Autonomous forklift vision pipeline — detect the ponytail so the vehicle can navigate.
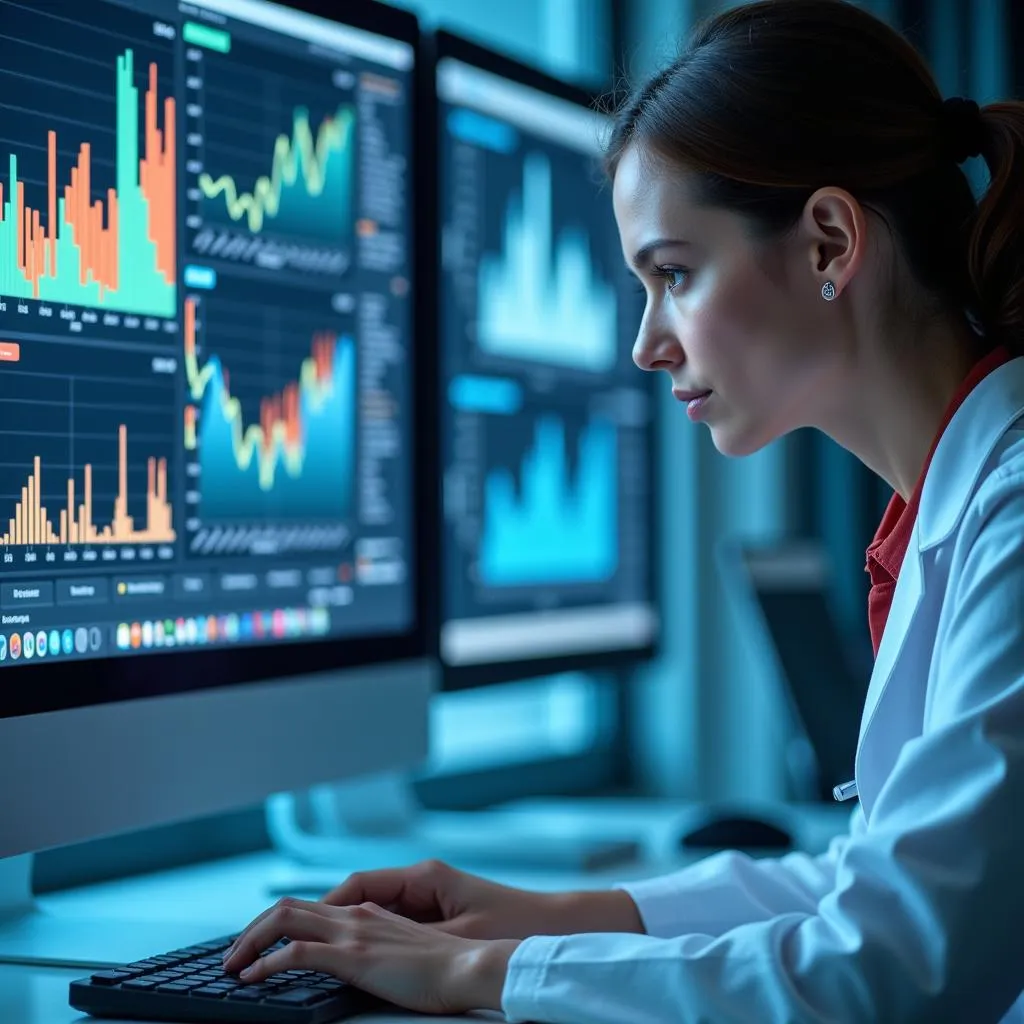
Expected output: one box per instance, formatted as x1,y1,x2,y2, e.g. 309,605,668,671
970,104,1024,348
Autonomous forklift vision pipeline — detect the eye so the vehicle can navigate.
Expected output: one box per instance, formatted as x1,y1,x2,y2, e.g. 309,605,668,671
652,265,690,293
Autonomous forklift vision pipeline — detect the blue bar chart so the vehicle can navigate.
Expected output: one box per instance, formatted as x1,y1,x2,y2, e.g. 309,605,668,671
478,415,618,586
477,152,618,373
440,97,653,652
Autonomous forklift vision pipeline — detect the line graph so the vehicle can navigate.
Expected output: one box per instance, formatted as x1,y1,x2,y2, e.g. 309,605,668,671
0,337,177,569
182,297,356,555
184,36,356,276
199,105,355,237
0,2,176,318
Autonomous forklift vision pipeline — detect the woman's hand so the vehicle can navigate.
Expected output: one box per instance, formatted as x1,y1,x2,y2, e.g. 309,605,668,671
222,896,520,1015
316,857,644,940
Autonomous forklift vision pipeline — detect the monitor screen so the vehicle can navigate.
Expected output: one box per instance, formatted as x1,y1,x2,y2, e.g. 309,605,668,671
0,0,420,708
434,41,659,680
730,543,871,800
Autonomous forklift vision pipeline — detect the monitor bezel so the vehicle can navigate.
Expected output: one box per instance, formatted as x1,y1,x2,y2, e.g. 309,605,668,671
0,0,436,722
422,28,661,692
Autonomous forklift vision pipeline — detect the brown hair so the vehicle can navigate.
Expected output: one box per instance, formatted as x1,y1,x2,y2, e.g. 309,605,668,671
606,0,1024,348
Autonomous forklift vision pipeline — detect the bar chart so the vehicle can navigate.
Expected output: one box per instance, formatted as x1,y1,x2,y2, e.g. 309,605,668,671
0,337,178,568
0,1,176,320
2,426,173,547
476,152,618,372
477,414,618,586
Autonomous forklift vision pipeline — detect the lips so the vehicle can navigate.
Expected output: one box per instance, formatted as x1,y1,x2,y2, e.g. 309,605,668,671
672,388,713,403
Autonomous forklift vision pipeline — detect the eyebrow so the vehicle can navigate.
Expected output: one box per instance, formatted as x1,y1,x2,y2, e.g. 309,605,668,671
631,238,690,270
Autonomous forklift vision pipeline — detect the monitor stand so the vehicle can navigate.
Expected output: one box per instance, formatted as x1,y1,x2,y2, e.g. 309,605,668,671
0,854,217,969
264,772,642,895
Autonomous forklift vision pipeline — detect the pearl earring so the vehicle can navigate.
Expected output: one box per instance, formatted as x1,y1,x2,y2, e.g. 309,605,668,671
821,280,837,301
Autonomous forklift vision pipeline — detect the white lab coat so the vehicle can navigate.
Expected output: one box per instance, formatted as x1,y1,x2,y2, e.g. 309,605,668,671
501,356,1024,1024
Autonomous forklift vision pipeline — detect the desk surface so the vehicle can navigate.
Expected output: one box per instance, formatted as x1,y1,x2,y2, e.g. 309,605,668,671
0,848,642,1024
0,798,850,1023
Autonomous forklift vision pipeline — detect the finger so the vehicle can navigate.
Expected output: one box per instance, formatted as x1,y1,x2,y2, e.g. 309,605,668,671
223,898,337,963
320,867,411,908
222,904,279,964
429,916,472,937
224,902,336,973
237,935,353,987
321,861,452,920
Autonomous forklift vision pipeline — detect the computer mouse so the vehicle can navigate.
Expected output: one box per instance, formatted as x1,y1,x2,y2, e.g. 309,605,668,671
680,814,793,851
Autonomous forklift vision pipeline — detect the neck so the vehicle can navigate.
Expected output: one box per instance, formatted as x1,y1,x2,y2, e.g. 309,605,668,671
816,319,990,502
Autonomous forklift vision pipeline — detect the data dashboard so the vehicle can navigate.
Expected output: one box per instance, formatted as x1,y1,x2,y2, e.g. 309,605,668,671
0,0,415,667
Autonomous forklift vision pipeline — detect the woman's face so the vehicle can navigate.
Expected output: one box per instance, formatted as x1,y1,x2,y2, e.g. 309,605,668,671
612,145,848,456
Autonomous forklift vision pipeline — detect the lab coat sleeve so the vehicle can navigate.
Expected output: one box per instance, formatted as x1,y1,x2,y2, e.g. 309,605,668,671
501,477,1024,1024
612,810,861,938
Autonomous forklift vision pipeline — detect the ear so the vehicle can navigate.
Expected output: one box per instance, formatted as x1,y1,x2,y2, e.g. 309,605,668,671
800,187,866,298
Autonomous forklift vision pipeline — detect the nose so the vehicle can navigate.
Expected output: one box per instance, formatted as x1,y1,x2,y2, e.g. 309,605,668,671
632,313,684,373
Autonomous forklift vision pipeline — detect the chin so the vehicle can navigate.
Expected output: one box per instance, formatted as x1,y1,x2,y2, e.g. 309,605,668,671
708,421,778,458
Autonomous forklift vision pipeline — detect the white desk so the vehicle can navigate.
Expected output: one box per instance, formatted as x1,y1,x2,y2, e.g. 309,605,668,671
0,799,850,1023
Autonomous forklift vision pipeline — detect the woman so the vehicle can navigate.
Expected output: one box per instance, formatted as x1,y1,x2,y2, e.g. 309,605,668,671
224,0,1024,1019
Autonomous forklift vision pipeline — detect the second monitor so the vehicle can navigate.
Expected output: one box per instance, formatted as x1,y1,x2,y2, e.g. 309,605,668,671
431,32,660,688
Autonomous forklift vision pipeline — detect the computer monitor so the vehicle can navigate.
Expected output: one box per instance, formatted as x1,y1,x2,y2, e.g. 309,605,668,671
427,30,660,689
717,539,872,803
0,0,433,966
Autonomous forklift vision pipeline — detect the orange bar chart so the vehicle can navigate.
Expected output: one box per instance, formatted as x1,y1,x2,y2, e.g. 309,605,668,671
0,49,175,316
2,424,174,546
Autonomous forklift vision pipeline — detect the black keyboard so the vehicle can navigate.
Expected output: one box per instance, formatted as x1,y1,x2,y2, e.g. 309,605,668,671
69,933,391,1022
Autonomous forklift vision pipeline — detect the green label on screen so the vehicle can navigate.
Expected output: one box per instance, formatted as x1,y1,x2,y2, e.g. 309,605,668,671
183,22,231,53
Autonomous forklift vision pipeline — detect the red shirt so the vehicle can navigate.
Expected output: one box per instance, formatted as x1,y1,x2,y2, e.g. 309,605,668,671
865,344,1015,658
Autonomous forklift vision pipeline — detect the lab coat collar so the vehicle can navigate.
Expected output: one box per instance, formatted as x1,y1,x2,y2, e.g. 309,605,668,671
856,355,1024,817
917,356,1024,551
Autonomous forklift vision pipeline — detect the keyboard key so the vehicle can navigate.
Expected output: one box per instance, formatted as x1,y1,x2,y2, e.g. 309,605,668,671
155,982,193,994
266,987,333,1006
191,986,230,998
228,988,266,1001
119,979,159,991
89,971,134,985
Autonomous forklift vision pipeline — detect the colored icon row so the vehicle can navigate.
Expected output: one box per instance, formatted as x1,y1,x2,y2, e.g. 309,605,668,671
0,608,332,664
0,626,102,663
115,607,331,651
